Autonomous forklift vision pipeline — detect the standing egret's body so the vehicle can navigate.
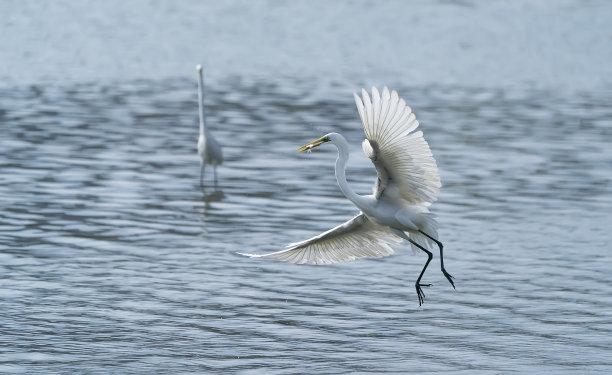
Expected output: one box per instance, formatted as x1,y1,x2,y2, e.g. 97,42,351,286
241,87,454,305
196,65,223,187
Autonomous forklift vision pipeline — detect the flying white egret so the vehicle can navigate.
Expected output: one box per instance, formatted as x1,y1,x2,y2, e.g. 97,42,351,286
241,87,454,305
196,65,223,187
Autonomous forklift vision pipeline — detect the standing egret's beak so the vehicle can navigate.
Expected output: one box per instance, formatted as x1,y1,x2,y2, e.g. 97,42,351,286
298,137,327,152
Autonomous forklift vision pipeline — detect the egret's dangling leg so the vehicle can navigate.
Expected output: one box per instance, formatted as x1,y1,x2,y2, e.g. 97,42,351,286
419,230,455,289
392,228,432,306
410,240,433,306
200,164,206,187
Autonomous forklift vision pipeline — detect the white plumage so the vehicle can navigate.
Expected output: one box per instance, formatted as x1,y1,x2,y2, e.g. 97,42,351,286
355,87,440,203
196,65,223,187
245,214,401,265
241,87,454,305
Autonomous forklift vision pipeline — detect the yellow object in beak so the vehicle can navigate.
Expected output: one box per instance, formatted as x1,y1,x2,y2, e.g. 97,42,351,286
298,137,326,152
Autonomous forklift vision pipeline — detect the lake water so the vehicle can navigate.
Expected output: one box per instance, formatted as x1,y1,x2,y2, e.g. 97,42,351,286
1,1,611,374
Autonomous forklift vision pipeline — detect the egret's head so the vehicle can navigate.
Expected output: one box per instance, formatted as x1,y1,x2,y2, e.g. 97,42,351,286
298,134,332,152
196,65,202,72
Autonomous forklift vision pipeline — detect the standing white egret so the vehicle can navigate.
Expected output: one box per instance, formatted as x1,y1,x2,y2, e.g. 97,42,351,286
196,65,223,187
241,87,454,305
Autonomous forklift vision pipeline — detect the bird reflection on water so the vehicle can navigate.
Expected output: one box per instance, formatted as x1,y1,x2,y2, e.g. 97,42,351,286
201,188,225,208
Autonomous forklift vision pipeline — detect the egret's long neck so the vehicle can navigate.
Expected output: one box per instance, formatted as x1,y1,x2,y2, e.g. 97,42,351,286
197,70,207,138
332,136,370,210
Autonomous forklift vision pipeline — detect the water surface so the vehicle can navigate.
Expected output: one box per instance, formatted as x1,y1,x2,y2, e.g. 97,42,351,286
1,0,612,373
1,79,611,373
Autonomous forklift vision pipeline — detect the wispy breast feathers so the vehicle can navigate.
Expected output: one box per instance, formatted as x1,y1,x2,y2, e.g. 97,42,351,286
354,87,441,204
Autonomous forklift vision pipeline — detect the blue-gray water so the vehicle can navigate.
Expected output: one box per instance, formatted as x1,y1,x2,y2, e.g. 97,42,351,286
1,1,612,374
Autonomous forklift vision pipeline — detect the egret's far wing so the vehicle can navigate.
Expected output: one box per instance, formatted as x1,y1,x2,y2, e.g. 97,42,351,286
239,214,402,265
354,87,441,203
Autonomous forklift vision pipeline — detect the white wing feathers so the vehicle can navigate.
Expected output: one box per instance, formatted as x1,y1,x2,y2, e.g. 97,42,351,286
354,87,441,204
239,214,402,265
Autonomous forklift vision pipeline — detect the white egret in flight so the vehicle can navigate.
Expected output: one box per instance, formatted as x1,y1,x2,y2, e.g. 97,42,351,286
241,87,454,305
196,65,223,187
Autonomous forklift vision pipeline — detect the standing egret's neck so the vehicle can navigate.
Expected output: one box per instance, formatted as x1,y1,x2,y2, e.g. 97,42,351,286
329,133,370,210
197,69,208,138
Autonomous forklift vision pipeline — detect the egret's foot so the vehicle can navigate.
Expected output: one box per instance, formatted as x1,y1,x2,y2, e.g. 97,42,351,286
442,269,455,289
415,283,432,306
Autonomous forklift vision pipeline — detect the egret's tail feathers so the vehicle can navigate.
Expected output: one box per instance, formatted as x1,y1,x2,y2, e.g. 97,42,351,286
409,214,439,254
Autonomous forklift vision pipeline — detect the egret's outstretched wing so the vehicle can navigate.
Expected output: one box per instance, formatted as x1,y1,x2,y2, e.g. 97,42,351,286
355,87,441,203
239,214,402,265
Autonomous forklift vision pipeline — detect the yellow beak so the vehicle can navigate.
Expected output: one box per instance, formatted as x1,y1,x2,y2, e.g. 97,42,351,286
298,137,325,152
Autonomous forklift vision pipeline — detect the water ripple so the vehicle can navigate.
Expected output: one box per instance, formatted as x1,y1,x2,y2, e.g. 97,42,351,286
1,79,611,373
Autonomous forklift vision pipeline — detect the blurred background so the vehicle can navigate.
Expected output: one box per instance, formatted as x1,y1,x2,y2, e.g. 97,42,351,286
1,0,611,373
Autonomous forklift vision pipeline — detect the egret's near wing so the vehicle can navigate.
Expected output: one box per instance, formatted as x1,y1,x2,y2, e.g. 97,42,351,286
354,87,441,203
239,214,402,265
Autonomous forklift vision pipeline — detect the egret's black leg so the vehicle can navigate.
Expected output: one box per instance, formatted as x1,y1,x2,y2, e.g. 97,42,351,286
213,165,218,188
200,165,205,187
419,230,455,289
408,239,433,306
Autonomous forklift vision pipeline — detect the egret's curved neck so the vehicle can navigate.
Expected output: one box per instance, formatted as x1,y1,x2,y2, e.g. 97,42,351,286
331,135,370,210
197,70,208,137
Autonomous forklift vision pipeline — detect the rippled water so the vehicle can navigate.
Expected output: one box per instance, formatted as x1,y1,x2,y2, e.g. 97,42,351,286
1,78,611,373
2,0,612,373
